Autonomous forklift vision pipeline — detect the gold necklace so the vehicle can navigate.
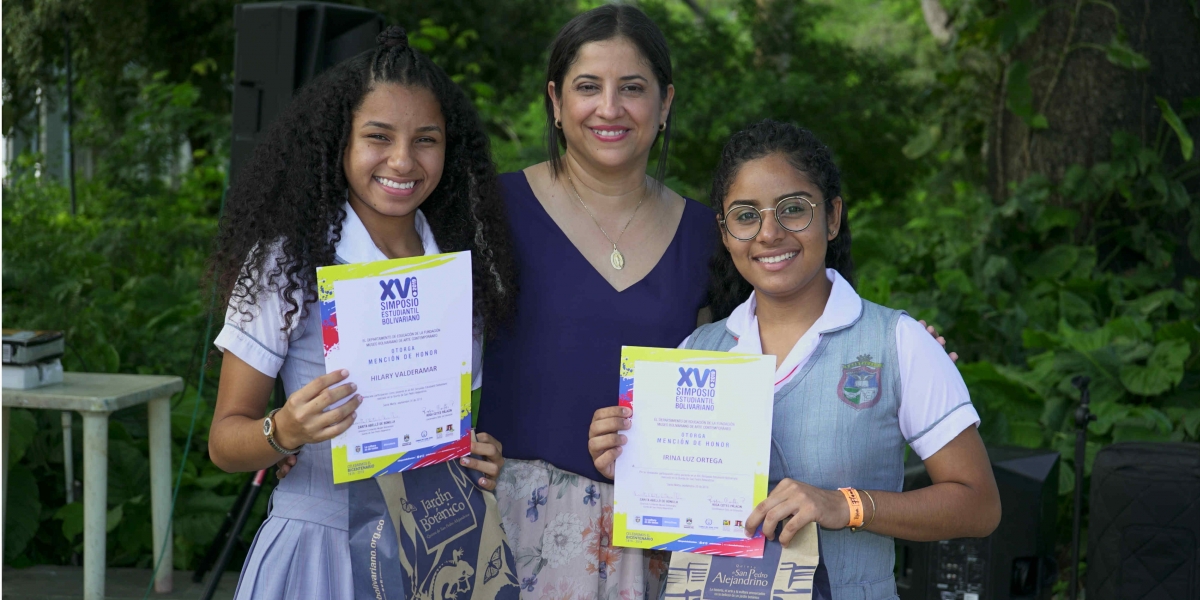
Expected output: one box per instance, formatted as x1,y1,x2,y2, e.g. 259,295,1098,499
565,168,647,270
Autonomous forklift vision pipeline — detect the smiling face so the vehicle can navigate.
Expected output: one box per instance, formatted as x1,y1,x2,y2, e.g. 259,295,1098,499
343,83,446,219
549,37,674,172
720,153,842,301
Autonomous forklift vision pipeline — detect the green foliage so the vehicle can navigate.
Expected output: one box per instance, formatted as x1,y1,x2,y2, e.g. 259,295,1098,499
3,0,1196,584
1,75,260,569
855,141,1199,584
858,123,1200,454
2,0,235,142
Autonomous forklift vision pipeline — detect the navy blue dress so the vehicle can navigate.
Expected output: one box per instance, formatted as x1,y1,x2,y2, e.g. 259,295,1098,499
479,170,717,482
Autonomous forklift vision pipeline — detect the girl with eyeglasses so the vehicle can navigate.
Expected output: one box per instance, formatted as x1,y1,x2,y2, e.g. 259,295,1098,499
588,120,1000,600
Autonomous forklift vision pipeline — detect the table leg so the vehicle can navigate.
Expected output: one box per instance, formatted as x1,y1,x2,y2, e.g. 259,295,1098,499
82,411,109,600
148,396,174,593
3,406,10,538
63,411,75,504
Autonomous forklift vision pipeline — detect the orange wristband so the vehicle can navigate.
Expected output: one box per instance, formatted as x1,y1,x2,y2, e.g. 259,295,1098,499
839,487,865,528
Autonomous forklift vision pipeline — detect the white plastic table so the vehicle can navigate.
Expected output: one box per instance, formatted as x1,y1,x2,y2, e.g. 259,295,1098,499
2,372,183,600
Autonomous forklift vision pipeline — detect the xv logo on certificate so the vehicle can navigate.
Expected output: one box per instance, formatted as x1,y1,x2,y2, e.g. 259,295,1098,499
612,346,775,557
317,251,474,484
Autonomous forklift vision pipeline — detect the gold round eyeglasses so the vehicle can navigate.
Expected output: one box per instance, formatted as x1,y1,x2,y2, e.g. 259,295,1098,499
719,196,818,241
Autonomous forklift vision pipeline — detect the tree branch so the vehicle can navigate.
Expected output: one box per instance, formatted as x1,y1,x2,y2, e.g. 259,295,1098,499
922,0,954,45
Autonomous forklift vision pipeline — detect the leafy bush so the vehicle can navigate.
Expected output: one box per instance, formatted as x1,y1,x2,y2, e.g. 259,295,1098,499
2,75,268,570
856,89,1200,568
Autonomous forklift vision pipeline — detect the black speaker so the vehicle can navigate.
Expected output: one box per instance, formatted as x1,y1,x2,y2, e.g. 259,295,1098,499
896,447,1060,600
230,1,384,178
1085,442,1200,600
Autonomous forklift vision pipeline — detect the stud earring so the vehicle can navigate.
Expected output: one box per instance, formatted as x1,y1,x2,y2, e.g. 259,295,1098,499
659,122,666,132
555,119,562,129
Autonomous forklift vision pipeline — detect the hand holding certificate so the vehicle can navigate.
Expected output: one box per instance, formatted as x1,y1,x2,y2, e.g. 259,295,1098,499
610,346,776,557
316,251,474,484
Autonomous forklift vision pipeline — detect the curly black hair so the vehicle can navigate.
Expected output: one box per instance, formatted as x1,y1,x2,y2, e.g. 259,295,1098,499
210,26,516,339
707,119,855,320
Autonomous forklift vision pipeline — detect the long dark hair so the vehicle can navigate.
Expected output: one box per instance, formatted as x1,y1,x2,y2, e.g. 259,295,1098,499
707,120,855,320
211,26,516,339
543,4,674,184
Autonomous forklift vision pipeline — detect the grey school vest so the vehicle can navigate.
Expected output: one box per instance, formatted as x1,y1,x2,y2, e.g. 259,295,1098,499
687,300,905,600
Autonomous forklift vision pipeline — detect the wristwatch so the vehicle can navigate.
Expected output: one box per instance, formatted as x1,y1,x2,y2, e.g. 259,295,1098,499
264,408,301,455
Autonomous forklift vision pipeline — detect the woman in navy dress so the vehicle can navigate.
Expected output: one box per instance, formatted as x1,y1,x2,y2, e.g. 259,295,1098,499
478,6,713,600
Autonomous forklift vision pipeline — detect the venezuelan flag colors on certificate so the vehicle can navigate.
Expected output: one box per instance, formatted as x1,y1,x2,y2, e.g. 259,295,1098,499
317,251,473,484
612,346,775,557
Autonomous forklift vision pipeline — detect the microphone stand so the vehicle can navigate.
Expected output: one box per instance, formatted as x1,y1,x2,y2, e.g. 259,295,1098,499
1069,375,1095,600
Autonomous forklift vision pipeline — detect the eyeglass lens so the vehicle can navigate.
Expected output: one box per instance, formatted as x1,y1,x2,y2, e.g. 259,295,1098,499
724,198,814,240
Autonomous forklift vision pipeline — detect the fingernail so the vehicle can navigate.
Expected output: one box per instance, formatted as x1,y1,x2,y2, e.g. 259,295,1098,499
614,447,622,455
461,457,471,466
479,478,488,486
350,383,358,390
622,407,631,417
624,418,631,427
340,369,349,376
618,434,627,445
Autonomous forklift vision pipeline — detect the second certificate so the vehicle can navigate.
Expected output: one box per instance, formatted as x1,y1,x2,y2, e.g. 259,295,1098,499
613,346,775,557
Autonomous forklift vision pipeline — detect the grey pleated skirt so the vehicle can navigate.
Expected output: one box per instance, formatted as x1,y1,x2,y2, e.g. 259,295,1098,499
234,440,354,599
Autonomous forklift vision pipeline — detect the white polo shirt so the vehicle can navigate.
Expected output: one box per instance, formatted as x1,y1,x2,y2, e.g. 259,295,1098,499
682,269,978,460
214,202,484,391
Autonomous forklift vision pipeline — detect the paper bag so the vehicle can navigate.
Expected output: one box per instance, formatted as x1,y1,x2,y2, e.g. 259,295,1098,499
350,461,521,600
664,522,823,600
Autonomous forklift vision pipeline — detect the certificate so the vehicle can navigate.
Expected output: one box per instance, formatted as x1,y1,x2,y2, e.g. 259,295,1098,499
612,346,775,557
317,251,473,484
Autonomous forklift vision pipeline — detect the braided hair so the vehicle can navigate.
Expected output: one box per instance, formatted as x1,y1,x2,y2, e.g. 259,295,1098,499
211,26,516,339
707,120,854,320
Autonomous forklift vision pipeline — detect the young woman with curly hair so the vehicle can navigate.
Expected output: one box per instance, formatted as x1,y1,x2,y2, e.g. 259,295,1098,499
207,26,515,599
589,120,1000,600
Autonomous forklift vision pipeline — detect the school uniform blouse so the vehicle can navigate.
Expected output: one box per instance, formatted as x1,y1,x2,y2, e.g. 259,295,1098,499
680,268,978,460
682,269,980,600
212,203,482,598
479,171,717,482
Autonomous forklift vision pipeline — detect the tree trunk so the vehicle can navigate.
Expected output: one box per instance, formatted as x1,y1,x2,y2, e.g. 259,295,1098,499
989,0,1200,197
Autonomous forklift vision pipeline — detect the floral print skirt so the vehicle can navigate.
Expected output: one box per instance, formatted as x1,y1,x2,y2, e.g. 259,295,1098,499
496,459,668,600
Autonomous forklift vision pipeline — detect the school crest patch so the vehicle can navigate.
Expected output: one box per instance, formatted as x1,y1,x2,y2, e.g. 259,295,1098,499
838,354,883,409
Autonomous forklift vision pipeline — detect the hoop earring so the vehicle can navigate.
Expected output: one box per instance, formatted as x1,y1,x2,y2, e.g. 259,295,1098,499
555,119,562,129
659,122,666,132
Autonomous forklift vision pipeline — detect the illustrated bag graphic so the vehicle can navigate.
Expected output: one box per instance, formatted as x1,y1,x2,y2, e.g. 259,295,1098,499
664,522,824,600
349,461,520,600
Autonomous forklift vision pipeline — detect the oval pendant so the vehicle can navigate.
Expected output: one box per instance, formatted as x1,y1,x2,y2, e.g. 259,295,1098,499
610,248,625,270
